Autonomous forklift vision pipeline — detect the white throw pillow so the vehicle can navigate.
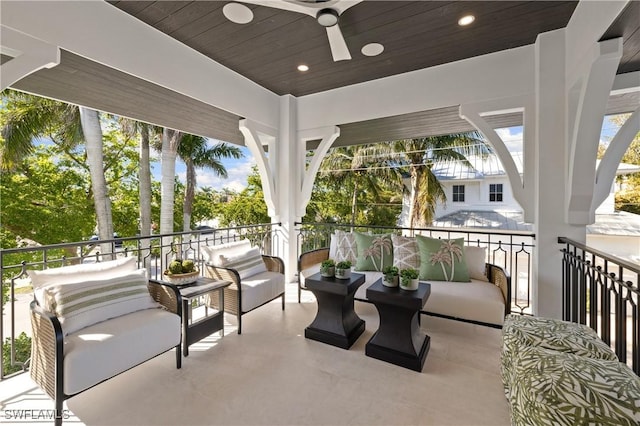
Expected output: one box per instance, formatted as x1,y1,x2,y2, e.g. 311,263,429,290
202,239,252,265
43,268,159,336
464,246,488,282
29,257,138,304
218,247,267,279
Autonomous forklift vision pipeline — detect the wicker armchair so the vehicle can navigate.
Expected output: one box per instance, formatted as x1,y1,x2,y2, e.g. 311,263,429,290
204,255,285,334
29,280,181,426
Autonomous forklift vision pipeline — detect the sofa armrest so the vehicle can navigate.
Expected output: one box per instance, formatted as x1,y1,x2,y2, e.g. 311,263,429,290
298,248,330,273
486,263,511,316
148,280,182,317
204,264,241,289
29,300,63,401
262,255,285,274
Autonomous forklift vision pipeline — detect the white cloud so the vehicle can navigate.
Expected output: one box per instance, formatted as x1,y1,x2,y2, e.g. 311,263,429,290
495,127,524,154
197,159,254,192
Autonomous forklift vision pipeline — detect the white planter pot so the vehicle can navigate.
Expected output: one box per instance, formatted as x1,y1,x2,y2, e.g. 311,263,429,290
320,266,335,278
400,277,419,291
383,275,399,287
335,268,351,280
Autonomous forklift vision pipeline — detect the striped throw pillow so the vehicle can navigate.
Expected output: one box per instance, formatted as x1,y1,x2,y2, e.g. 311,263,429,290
219,247,267,279
44,269,160,335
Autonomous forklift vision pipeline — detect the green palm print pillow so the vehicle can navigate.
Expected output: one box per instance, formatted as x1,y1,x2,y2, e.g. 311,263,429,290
354,232,393,272
416,236,470,282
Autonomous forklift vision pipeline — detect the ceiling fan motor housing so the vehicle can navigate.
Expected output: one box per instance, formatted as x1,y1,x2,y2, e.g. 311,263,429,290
317,8,339,27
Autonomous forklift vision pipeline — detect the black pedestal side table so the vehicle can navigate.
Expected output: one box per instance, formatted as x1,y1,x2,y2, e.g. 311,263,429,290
176,277,230,357
365,279,431,371
304,272,366,349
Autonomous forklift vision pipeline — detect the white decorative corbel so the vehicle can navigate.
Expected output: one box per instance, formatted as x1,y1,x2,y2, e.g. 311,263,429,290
296,126,341,218
459,97,534,217
1,26,60,91
239,118,278,217
592,105,640,212
566,37,623,224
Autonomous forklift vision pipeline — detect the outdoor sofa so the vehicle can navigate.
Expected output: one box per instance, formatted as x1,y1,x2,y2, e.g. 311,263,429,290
298,230,511,328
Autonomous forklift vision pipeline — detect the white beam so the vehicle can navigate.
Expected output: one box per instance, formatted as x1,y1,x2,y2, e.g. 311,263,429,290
565,0,629,80
1,0,279,128
298,45,535,130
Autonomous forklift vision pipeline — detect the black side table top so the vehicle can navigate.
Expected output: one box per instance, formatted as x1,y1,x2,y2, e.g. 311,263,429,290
306,272,365,296
366,279,431,309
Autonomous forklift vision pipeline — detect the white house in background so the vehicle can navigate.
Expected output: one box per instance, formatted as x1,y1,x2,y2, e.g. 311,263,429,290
427,151,640,264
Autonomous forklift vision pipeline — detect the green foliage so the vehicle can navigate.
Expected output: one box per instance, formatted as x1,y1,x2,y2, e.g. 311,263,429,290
182,259,195,273
168,260,183,274
0,145,95,244
616,190,640,215
2,332,31,376
216,167,270,226
400,268,419,279
336,260,351,269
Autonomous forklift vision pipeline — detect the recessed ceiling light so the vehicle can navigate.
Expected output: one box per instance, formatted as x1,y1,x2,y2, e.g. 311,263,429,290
361,43,384,57
223,2,254,24
458,15,475,26
297,64,309,72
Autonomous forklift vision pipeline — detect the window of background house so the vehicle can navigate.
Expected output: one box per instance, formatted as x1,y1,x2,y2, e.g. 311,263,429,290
452,185,465,202
489,183,503,202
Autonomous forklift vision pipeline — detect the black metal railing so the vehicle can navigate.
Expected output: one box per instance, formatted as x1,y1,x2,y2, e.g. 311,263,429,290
559,237,640,375
0,223,282,379
295,222,535,314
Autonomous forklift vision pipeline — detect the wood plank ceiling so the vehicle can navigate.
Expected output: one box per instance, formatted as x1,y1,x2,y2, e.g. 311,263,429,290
6,1,639,145
109,1,582,97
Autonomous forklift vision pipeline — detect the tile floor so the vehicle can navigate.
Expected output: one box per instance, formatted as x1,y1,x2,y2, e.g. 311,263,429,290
0,285,511,425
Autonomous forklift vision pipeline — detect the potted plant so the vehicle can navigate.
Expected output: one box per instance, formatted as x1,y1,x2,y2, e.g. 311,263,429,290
400,268,419,291
382,265,399,287
335,260,352,280
320,259,336,278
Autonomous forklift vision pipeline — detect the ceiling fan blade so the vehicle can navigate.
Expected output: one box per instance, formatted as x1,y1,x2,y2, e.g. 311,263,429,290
326,24,351,61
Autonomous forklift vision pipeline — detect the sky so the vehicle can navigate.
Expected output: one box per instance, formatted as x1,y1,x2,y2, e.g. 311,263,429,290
161,144,255,193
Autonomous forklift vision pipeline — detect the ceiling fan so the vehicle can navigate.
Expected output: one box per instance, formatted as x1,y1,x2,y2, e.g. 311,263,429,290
226,0,363,62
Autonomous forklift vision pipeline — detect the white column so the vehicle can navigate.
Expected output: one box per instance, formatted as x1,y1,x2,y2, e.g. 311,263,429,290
533,29,585,319
275,95,299,283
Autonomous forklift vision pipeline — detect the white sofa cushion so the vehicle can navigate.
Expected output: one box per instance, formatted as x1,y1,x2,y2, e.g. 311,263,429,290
354,274,505,326
29,257,138,302
63,308,180,395
240,271,285,312
202,239,252,265
44,269,160,335
219,247,267,279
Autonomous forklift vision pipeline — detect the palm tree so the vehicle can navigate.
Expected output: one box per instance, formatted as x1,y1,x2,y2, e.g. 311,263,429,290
1,91,114,253
393,133,485,227
159,128,182,237
119,119,160,238
177,134,242,231
320,144,402,226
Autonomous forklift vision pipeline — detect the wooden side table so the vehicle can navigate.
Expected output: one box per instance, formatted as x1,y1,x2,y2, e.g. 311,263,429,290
304,272,366,349
153,277,231,357
365,279,431,371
